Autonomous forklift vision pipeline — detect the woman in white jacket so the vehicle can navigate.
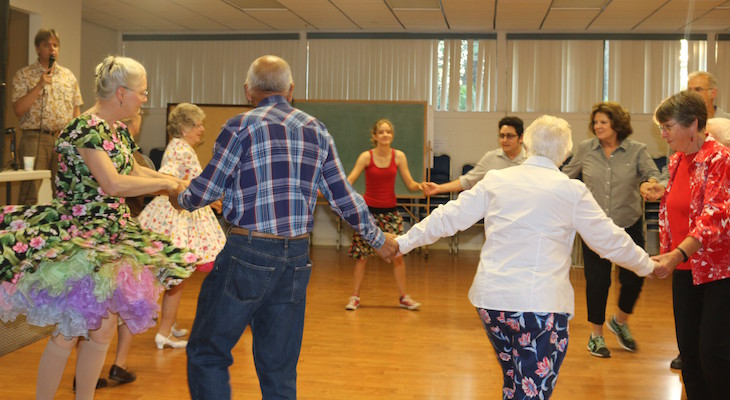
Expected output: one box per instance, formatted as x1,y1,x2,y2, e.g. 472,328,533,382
394,115,668,400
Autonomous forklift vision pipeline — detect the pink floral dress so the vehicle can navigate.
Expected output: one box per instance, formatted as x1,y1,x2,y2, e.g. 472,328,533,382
137,138,225,268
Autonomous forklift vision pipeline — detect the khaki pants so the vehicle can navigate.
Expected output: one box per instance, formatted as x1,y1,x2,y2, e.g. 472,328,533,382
17,130,57,205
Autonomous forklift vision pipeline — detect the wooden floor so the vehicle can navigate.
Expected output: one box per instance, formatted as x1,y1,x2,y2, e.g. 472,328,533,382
0,247,686,399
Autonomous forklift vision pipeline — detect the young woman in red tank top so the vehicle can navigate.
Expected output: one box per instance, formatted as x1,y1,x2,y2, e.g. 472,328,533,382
345,119,424,310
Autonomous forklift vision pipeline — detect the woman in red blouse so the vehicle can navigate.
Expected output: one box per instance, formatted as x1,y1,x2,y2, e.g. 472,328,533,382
652,90,730,400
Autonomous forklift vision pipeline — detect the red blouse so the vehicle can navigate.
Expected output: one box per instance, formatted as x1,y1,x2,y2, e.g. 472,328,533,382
665,152,695,271
659,136,730,284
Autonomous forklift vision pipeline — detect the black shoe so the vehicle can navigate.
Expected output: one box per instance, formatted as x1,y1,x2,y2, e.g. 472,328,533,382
109,364,137,384
670,354,682,370
72,377,108,392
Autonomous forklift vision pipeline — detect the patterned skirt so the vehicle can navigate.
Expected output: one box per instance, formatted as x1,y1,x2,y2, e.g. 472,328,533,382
0,202,198,338
348,208,404,260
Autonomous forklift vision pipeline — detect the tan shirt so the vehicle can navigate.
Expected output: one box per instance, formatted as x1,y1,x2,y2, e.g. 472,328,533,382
12,61,83,131
459,147,527,190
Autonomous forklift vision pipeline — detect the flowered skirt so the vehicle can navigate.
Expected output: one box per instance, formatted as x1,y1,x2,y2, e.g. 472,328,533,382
0,202,198,338
348,208,404,260
137,195,226,267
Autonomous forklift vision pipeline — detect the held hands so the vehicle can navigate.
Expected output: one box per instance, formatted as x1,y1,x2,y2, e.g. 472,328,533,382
210,199,223,213
422,182,441,196
167,182,186,210
650,251,681,279
640,181,666,202
375,232,400,263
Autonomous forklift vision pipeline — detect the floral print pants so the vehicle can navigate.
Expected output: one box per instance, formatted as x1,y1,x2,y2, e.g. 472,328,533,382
477,309,570,399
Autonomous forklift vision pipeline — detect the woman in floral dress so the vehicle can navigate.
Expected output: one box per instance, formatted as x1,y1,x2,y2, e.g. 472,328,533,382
138,102,226,349
0,56,197,399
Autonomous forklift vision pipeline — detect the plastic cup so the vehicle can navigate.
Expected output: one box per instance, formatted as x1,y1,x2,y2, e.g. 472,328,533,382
23,156,35,171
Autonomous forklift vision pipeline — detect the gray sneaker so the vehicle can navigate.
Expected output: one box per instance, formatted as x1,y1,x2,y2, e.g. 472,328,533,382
608,315,637,352
587,334,611,358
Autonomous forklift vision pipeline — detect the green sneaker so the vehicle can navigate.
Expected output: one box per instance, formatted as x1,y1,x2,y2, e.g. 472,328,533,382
587,334,611,358
608,315,637,352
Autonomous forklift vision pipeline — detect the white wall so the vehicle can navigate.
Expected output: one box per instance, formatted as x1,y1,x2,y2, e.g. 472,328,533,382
79,21,122,112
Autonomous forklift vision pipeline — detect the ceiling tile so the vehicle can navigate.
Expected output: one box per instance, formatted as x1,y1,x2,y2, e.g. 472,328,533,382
441,0,495,31
396,10,448,31
277,0,359,31
331,0,403,30
541,9,599,31
496,0,551,32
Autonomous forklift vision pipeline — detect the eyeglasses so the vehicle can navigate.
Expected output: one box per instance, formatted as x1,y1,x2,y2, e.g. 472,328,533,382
498,133,519,140
657,122,679,132
123,86,149,97
689,86,712,93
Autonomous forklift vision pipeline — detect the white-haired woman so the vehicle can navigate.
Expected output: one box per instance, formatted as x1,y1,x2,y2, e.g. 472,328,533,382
138,103,226,349
394,115,664,399
0,55,197,399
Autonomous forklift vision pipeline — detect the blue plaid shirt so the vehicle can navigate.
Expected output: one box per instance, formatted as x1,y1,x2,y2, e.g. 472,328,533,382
178,95,385,248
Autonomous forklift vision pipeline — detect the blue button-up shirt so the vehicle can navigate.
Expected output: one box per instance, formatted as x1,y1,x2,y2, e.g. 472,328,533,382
178,95,385,248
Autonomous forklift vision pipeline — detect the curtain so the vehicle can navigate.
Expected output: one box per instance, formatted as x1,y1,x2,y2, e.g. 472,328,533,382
123,40,302,108
716,40,730,113
307,39,435,102
607,40,706,114
507,40,603,113
307,38,496,111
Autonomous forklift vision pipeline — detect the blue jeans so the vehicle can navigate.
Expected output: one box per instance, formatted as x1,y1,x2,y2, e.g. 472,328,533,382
187,233,312,400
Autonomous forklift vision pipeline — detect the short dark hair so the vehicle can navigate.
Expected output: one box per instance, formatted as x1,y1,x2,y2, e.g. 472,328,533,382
34,28,59,47
499,116,524,137
654,90,707,132
589,102,633,141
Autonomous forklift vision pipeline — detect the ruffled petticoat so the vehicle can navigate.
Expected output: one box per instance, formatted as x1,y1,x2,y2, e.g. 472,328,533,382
0,203,198,339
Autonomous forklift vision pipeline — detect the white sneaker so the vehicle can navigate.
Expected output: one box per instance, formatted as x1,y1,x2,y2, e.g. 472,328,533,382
345,296,360,310
399,295,421,310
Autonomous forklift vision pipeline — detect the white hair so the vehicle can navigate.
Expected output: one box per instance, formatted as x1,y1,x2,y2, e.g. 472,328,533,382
707,118,730,147
94,56,146,100
523,115,573,166
245,55,292,93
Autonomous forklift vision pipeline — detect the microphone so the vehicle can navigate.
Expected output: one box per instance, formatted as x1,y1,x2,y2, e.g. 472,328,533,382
48,55,55,74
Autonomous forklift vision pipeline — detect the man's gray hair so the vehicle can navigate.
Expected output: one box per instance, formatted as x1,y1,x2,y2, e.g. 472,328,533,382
245,55,292,93
688,71,718,89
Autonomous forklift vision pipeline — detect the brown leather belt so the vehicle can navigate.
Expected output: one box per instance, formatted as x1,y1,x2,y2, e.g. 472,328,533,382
229,227,309,240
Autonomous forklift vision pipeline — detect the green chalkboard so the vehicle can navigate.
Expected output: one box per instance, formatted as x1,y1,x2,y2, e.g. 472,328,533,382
293,100,427,198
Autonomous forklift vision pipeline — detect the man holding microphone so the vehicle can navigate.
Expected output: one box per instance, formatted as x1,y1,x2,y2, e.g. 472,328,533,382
11,28,82,204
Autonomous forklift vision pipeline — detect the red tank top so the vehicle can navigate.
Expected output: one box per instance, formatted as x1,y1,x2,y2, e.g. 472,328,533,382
363,149,398,208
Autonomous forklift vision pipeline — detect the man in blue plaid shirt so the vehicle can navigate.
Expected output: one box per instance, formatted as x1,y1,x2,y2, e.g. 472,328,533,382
173,55,398,400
